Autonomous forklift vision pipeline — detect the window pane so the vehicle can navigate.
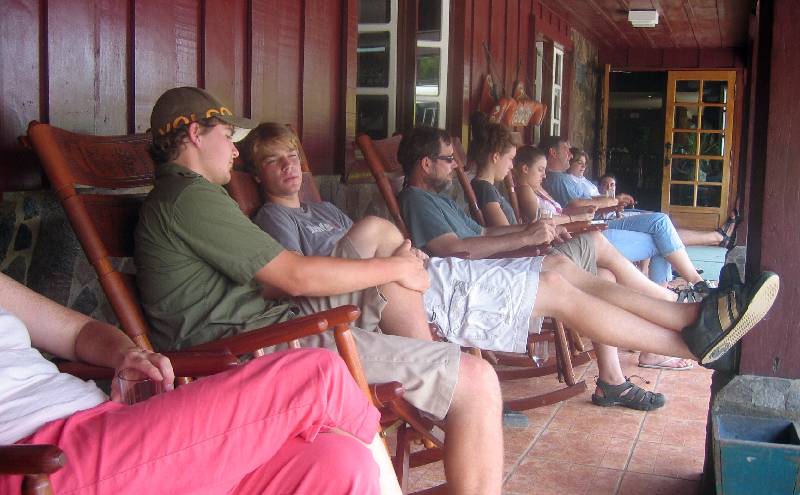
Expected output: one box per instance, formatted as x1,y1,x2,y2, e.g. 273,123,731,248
671,158,696,181
670,184,694,206
554,53,562,86
672,132,697,155
697,185,722,207
674,106,698,130
415,101,439,127
700,133,724,156
358,32,390,87
416,47,440,96
417,0,441,41
703,81,728,103
675,80,700,103
356,95,389,139
359,0,390,23
699,159,723,183
701,107,727,130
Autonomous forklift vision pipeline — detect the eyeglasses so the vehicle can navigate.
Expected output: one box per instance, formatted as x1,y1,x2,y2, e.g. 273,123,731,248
434,154,456,163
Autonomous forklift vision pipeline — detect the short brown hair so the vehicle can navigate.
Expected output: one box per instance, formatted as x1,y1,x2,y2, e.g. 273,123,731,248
148,116,223,165
397,127,452,182
237,123,300,174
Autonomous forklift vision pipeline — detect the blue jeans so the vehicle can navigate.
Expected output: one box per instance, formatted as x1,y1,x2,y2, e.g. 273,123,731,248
602,213,685,283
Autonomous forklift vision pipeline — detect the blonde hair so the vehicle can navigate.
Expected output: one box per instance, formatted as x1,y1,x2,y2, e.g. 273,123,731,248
237,123,300,174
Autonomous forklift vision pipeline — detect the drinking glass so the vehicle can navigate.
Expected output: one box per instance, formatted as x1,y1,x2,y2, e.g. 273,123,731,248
531,341,550,367
117,368,164,405
538,209,554,221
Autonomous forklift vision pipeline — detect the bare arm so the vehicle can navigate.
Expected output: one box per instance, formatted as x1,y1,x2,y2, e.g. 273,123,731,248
425,223,556,259
0,274,174,395
255,240,429,296
482,202,511,228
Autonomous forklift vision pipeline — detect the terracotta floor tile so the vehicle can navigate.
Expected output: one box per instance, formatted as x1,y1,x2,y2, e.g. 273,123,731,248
617,472,701,495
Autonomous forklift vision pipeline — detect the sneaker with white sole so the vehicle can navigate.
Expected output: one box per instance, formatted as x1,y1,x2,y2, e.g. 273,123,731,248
681,270,780,365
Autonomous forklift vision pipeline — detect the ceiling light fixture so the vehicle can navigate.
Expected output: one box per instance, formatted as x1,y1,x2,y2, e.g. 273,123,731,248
628,10,659,28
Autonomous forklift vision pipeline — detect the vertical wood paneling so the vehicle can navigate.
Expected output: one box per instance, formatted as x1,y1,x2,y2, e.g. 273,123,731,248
204,0,247,115
0,0,41,146
133,0,197,132
95,0,130,135
302,0,342,174
250,0,301,126
470,0,490,115
489,0,507,92
47,1,95,132
741,0,800,378
504,0,519,97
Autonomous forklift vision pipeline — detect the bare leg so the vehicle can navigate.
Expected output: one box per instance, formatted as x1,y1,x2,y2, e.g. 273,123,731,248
533,271,695,359
541,255,701,331
344,217,433,340
347,217,504,494
665,249,704,284
443,354,503,495
590,232,693,368
590,232,677,301
592,268,627,388
678,228,723,246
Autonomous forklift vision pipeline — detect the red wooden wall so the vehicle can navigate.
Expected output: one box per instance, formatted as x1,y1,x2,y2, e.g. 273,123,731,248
450,0,572,141
740,0,800,378
0,0,351,180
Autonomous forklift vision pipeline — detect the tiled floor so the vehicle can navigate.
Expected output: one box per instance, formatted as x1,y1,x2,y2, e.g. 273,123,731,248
407,349,712,495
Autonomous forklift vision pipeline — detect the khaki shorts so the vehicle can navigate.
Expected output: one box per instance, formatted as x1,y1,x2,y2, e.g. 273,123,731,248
551,234,598,275
291,236,461,421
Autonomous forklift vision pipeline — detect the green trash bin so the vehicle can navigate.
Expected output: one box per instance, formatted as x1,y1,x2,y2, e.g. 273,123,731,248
713,413,800,495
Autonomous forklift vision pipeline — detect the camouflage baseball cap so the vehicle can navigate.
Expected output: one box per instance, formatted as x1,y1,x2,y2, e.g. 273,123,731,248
150,87,257,142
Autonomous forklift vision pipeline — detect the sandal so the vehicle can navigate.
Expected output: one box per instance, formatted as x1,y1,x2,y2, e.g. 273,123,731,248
716,209,741,250
591,377,666,411
672,280,715,303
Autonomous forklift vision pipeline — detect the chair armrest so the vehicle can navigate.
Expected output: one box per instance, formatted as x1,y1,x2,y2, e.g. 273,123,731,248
0,445,65,475
56,351,240,380
189,305,360,355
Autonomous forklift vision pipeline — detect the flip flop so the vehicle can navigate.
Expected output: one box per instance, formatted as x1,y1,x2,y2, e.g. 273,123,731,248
638,356,694,371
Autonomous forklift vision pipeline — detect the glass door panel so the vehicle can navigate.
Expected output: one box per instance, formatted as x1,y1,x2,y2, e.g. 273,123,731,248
662,71,736,228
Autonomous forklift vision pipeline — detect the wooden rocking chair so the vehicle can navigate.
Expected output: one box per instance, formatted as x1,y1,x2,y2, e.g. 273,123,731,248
356,132,590,412
22,121,423,491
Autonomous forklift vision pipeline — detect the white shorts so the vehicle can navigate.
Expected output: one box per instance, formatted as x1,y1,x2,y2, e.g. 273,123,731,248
424,256,544,353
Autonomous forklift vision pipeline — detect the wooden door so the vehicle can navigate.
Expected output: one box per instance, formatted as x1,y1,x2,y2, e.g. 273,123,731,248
661,70,736,230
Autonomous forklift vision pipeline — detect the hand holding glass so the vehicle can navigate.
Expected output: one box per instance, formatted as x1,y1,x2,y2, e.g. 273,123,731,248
117,368,164,405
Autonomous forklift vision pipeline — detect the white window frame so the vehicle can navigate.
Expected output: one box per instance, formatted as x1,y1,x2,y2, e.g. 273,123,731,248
414,0,449,129
534,41,544,144
550,44,564,137
357,0,399,137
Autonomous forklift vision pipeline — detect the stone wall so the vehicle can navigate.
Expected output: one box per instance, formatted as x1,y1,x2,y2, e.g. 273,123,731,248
568,29,601,178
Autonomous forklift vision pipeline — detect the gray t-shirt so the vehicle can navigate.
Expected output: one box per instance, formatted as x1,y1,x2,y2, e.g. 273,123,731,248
542,170,591,208
398,186,483,250
253,201,353,256
471,179,517,225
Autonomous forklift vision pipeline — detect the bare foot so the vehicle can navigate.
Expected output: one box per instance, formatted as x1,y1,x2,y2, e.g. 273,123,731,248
638,353,694,371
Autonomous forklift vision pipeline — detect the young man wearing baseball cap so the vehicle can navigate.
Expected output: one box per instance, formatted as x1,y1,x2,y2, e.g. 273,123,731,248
135,87,505,495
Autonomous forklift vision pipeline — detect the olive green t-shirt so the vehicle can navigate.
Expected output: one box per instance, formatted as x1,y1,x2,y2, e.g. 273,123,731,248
135,163,292,351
